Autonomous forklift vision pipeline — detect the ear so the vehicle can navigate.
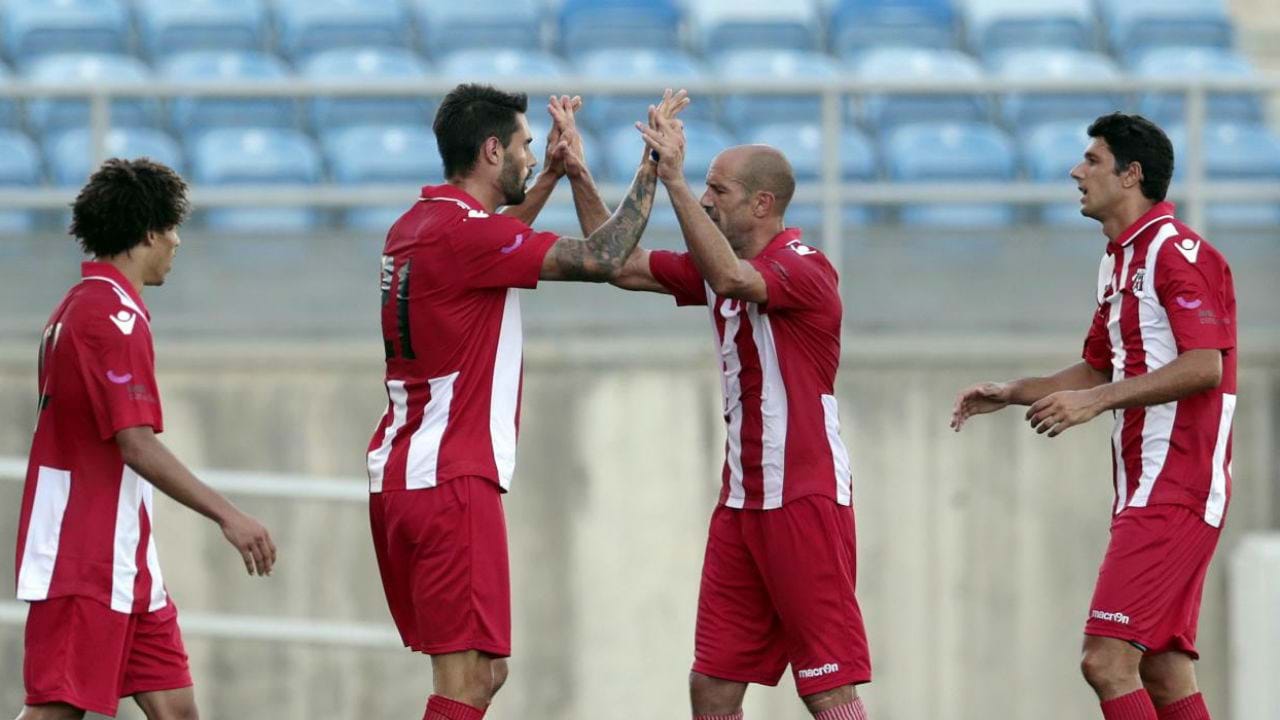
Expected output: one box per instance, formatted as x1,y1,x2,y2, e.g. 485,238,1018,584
753,191,776,218
482,136,503,168
1124,161,1144,189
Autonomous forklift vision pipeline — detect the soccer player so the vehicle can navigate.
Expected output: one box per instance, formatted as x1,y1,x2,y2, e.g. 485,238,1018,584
365,84,687,720
951,113,1236,720
14,158,277,720
587,108,873,718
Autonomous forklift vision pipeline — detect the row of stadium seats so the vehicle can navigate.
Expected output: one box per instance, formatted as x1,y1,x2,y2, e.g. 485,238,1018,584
0,45,1264,138
0,0,1235,64
2,118,1277,233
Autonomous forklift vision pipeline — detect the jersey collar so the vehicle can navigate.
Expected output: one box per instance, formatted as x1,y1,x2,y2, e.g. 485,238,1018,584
80,261,150,320
420,184,485,213
761,227,805,255
1115,201,1176,249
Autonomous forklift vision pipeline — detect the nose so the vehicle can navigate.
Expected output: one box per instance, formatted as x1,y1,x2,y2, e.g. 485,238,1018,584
1069,162,1085,181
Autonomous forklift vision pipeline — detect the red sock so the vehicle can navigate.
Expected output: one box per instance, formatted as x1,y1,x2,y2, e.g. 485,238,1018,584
814,697,869,720
424,695,485,720
1156,693,1211,720
694,713,743,720
1101,689,1158,720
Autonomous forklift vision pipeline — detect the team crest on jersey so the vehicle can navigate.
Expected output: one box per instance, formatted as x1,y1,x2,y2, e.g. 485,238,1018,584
1131,268,1146,295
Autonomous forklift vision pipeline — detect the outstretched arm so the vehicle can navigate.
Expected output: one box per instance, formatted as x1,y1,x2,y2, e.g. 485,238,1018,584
609,246,670,293
950,361,1109,431
546,95,611,236
116,426,276,576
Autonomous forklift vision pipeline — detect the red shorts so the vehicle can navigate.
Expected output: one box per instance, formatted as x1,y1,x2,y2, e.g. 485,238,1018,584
693,496,872,696
369,475,511,657
24,596,192,716
1085,504,1221,658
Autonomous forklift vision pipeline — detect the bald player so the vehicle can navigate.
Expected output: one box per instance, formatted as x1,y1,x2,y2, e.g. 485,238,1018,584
602,110,873,718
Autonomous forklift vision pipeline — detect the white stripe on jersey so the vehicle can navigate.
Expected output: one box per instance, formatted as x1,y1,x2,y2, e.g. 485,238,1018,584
405,372,460,490
490,290,523,490
141,480,167,611
751,307,788,509
367,380,408,493
111,466,143,613
1129,224,1179,508
714,294,747,509
16,465,71,600
1205,394,1236,527
1107,244,1133,514
823,394,854,506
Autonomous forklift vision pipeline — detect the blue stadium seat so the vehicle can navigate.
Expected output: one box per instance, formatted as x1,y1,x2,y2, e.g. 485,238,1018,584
605,121,736,184
0,130,42,233
692,0,821,55
46,127,184,187
829,0,957,58
715,50,838,134
854,48,988,131
24,54,160,136
994,49,1122,127
439,49,566,80
1020,119,1092,225
162,51,296,139
413,0,543,57
964,0,1095,58
1134,48,1263,126
324,125,439,184
4,0,130,63
274,0,411,61
1168,122,1280,228
886,121,1017,226
0,62,19,129
749,122,879,228
557,0,682,55
573,49,710,134
1099,0,1232,59
302,48,433,132
190,127,323,232
135,0,268,59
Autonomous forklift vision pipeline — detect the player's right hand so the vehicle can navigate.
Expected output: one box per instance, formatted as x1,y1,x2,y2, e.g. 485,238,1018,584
636,89,688,183
950,382,1011,431
220,510,277,577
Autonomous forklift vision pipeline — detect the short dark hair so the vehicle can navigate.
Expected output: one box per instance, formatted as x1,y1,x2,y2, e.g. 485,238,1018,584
433,83,528,179
70,158,190,257
1087,112,1174,202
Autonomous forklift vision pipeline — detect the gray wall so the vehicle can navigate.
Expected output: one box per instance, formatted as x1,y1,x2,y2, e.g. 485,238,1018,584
2,337,1277,720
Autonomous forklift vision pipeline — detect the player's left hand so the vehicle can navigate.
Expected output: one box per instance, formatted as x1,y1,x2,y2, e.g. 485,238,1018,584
1025,389,1105,437
636,89,687,183
546,95,587,179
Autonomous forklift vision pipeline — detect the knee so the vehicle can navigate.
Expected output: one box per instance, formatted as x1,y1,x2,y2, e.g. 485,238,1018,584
1139,659,1195,707
18,706,85,720
490,659,509,697
800,686,855,714
689,672,744,715
1081,648,1137,694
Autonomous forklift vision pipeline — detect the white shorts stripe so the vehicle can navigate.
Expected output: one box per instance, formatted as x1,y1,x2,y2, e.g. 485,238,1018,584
366,380,408,493
752,309,788,509
490,289,523,490
16,466,72,601
405,372,460,491
823,394,853,506
111,466,143,613
1205,394,1236,527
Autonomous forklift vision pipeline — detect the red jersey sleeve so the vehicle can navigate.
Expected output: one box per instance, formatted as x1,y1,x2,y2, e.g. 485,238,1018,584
1154,239,1235,353
1082,305,1111,373
74,314,163,440
446,213,559,290
649,250,708,306
749,238,838,313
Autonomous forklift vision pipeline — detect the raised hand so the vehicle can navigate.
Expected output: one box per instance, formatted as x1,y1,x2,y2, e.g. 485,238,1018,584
636,89,688,183
950,382,1012,431
651,88,690,126
547,94,588,179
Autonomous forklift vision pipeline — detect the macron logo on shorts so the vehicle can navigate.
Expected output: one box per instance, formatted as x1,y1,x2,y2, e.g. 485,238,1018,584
1091,609,1131,625
797,663,840,679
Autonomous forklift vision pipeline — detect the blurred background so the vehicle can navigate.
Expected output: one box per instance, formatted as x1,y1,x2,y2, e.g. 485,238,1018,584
0,0,1278,718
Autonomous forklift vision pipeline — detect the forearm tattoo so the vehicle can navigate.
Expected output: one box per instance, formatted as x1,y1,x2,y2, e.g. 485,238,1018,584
551,161,656,281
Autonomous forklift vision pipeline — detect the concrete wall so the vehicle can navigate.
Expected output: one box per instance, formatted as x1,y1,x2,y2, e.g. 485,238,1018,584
1,338,1276,720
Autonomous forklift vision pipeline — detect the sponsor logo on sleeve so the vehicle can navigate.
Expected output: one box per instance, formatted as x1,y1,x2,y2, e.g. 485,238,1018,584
109,310,137,335
500,233,526,255
106,370,133,384
1175,296,1203,310
1174,238,1201,264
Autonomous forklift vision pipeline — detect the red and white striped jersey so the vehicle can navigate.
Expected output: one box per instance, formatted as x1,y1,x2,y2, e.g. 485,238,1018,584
649,228,853,510
16,262,168,613
1082,202,1238,528
366,185,559,494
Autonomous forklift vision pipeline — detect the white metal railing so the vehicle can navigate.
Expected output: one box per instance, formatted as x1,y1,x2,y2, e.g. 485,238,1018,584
2,76,1279,273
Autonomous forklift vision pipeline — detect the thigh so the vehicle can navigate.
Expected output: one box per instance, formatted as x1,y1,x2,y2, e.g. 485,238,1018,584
133,686,197,720
370,492,421,649
692,506,788,687
751,497,872,696
121,602,193,699
24,596,130,717
1086,505,1220,657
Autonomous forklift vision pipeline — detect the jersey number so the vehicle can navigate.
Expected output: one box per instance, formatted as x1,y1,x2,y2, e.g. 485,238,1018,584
380,255,416,360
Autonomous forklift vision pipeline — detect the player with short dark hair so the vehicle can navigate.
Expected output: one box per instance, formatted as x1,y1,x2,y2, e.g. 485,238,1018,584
14,158,277,720
951,113,1236,720
366,84,688,720
581,105,873,719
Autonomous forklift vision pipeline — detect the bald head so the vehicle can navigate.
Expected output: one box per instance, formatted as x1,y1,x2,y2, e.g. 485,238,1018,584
714,145,796,218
